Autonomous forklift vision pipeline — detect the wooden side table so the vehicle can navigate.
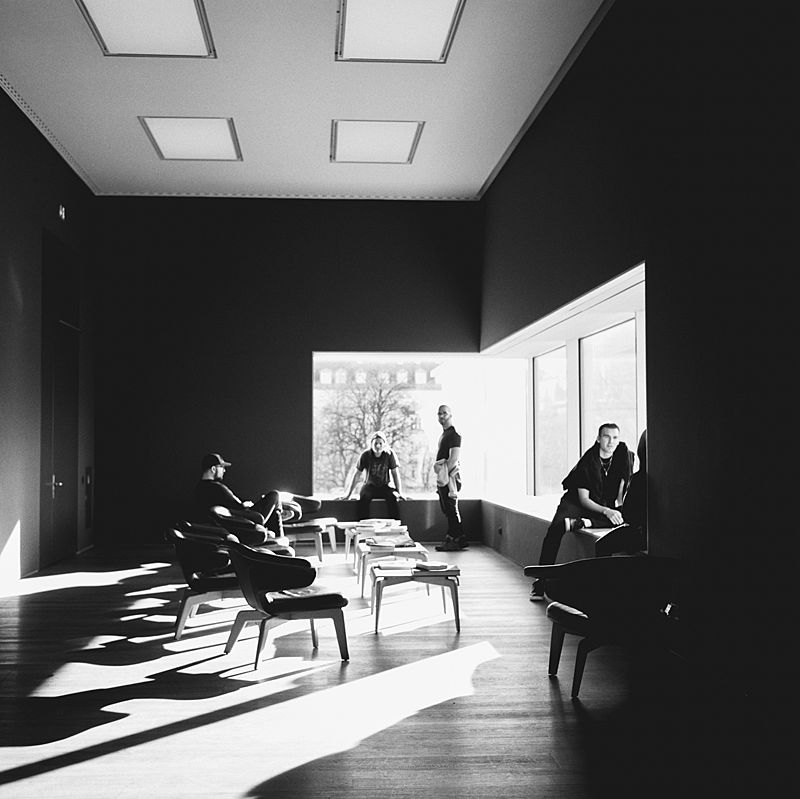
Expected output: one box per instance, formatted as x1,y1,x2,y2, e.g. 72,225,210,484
370,564,461,633
282,516,339,561
335,522,363,566
356,541,429,597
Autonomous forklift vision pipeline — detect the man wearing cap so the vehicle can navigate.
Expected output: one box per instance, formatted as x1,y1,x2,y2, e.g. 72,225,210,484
340,432,404,520
191,452,281,528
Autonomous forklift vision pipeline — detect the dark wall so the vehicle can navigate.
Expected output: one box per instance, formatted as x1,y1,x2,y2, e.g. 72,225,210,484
481,5,646,346
481,0,776,685
0,87,97,575
91,197,483,544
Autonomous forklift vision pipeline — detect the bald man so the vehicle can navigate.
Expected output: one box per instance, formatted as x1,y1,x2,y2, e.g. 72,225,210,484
433,405,468,551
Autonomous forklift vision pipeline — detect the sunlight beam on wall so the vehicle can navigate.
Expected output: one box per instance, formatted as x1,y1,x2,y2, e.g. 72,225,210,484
0,519,21,585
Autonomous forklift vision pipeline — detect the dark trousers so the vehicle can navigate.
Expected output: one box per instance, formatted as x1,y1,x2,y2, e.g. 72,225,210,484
538,497,614,565
251,490,281,534
214,490,281,546
358,484,399,520
437,486,464,540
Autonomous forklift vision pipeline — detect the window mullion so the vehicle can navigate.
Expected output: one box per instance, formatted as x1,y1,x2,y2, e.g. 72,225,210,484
566,338,581,467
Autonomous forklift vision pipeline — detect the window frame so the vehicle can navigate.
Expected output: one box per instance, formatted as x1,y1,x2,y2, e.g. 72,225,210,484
481,263,646,500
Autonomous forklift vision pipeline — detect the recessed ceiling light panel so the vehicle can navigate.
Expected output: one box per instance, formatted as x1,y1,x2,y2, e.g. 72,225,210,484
76,0,216,57
139,117,242,161
336,0,465,63
331,120,424,164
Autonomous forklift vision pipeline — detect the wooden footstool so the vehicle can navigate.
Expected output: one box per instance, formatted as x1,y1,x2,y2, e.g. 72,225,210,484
370,564,461,633
356,541,429,597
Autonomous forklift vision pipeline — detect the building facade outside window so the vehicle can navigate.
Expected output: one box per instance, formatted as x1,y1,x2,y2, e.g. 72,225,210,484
313,355,493,499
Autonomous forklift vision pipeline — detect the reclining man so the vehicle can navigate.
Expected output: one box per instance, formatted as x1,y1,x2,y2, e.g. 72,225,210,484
530,423,633,600
190,452,283,539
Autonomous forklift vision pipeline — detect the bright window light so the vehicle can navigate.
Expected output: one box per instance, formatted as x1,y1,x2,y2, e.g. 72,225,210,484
140,117,242,161
534,348,569,495
76,0,215,57
580,319,638,453
331,120,424,164
336,0,465,62
312,353,513,499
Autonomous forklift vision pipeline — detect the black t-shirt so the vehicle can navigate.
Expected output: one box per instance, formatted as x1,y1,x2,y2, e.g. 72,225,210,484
357,449,398,487
190,479,244,521
562,442,631,506
436,426,462,461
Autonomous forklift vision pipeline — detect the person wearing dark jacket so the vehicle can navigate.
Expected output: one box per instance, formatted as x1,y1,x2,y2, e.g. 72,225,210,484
530,423,633,599
621,429,647,533
190,452,281,531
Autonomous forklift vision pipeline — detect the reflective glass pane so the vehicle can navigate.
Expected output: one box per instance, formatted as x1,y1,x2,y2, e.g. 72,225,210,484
580,320,637,453
534,348,568,495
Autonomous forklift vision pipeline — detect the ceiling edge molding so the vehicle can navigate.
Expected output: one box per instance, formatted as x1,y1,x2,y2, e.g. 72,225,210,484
0,71,100,196
98,190,480,201
475,0,617,200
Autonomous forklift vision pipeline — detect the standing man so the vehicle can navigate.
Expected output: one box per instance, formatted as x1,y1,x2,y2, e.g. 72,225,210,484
530,423,633,599
341,431,404,520
434,404,468,552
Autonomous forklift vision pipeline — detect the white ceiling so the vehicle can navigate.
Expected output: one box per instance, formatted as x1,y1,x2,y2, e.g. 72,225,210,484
0,0,609,201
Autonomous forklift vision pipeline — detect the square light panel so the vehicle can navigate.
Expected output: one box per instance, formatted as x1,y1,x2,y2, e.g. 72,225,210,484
331,120,424,164
140,117,242,161
336,0,465,63
76,0,216,57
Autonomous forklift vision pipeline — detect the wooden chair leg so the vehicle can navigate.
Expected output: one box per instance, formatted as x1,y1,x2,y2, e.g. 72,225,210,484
360,556,371,597
326,525,337,553
332,609,349,661
448,580,460,633
225,609,261,654
174,589,194,640
314,532,323,562
254,618,276,669
572,637,602,698
548,623,566,676
309,618,318,649
374,581,384,633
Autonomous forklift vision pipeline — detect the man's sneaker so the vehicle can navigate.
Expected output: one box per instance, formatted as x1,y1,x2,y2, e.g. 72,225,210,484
573,518,586,530
529,580,545,601
435,536,468,552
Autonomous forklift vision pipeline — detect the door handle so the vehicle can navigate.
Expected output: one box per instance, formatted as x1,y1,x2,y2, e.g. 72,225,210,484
45,474,64,500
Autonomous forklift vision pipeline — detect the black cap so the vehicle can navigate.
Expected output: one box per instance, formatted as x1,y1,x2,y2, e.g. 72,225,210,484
201,452,231,470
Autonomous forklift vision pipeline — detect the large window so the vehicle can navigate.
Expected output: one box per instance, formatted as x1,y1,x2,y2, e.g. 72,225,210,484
313,354,496,499
533,347,568,494
580,319,638,452
531,315,644,495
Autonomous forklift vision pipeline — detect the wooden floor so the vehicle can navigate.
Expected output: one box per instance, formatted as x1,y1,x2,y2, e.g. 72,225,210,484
0,544,751,798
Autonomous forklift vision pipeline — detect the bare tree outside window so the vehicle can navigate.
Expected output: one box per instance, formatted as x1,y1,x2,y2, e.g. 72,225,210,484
313,362,441,497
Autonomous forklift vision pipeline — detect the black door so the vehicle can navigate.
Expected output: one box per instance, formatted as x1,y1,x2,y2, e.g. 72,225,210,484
39,230,80,567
